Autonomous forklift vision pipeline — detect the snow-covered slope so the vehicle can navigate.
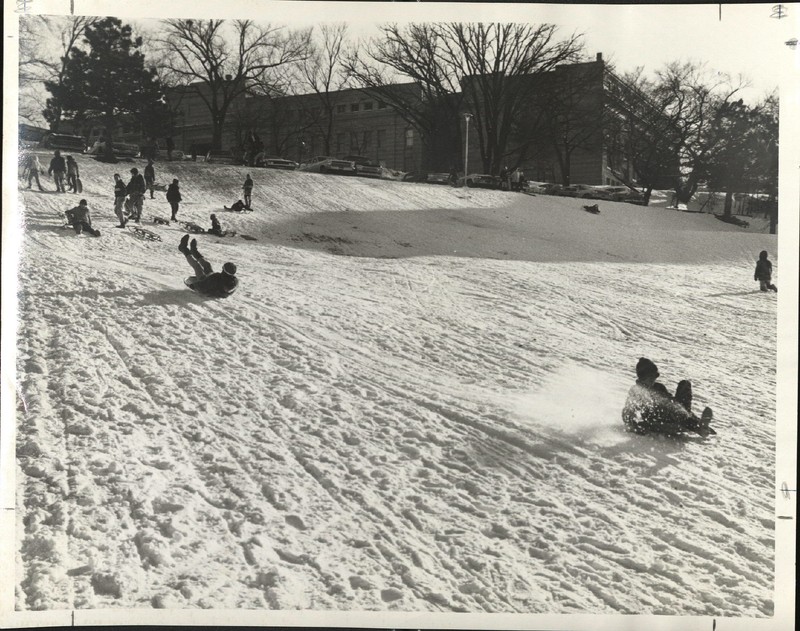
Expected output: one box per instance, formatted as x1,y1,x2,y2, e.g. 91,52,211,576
11,152,778,615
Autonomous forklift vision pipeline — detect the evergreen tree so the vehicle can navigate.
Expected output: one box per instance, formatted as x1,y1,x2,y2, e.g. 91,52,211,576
44,17,163,161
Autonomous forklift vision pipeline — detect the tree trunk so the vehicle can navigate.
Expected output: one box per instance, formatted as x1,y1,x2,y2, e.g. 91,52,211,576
723,190,733,217
103,114,117,163
212,122,224,151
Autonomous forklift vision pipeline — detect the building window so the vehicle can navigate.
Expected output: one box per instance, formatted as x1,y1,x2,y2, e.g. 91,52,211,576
376,129,385,149
405,128,414,148
337,104,346,114
363,101,374,111
350,103,360,112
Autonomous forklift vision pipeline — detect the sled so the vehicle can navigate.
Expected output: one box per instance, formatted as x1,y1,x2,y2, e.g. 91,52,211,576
76,177,83,193
128,226,162,242
179,221,205,234
583,204,601,214
153,216,171,225
240,234,258,241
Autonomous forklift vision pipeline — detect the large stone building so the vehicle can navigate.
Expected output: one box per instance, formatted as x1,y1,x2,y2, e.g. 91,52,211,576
56,54,661,187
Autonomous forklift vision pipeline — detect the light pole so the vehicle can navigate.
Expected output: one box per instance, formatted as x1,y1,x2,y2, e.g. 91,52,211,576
463,113,472,187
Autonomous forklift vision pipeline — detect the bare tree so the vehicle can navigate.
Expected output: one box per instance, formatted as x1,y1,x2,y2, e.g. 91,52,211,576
40,16,99,131
515,61,606,185
651,62,747,205
346,23,582,173
299,23,351,155
157,19,311,150
345,23,469,171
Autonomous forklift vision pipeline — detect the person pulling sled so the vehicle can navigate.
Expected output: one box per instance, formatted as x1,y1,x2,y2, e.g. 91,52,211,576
622,358,715,436
179,234,238,298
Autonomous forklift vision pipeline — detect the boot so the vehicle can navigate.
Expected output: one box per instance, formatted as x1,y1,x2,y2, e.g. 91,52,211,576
179,234,190,253
190,238,199,255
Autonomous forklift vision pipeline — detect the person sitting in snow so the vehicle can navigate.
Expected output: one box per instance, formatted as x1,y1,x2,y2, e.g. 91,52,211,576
622,358,714,436
64,199,101,237
178,234,238,298
224,199,247,212
754,250,777,293
208,213,223,236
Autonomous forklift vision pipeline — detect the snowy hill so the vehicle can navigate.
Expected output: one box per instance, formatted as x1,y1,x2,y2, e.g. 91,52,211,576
11,151,778,616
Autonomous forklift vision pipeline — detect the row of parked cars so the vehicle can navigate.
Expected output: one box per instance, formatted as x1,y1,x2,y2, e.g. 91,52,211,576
526,182,645,203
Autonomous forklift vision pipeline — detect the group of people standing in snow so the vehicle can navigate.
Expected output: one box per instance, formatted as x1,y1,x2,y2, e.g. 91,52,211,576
22,150,81,194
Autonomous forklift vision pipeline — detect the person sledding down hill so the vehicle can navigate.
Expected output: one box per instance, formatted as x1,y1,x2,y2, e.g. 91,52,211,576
178,234,238,298
622,358,715,436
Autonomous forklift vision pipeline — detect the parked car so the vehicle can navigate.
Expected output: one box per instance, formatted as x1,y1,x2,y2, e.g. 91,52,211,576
462,173,502,189
599,185,645,204
204,149,238,165
85,139,139,157
299,155,357,175
523,181,552,194
41,133,87,152
402,172,453,185
559,184,612,199
342,155,382,178
256,155,298,170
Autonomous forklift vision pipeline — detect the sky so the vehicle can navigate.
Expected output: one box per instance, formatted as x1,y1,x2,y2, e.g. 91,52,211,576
15,1,800,107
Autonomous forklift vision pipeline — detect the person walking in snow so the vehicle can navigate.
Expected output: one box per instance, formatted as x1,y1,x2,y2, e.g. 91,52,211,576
65,155,80,192
65,199,101,237
126,167,146,222
166,178,182,221
25,154,45,190
243,174,254,210
754,250,777,292
622,358,714,436
48,149,67,193
178,234,238,298
113,173,128,227
144,159,156,199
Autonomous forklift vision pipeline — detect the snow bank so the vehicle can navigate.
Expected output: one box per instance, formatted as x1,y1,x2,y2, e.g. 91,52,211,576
10,151,779,618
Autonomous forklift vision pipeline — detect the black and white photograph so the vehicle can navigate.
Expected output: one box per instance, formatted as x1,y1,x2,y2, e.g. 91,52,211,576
2,0,797,629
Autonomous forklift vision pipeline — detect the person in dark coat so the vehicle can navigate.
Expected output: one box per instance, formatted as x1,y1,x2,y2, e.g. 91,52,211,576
48,150,67,193
622,358,713,436
113,173,127,227
243,174,254,210
65,199,100,236
65,155,80,192
754,250,777,292
126,167,146,222
166,178,182,221
178,234,238,298
144,159,156,199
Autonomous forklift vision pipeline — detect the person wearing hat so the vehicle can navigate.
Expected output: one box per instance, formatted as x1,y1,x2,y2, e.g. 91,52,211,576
64,199,100,237
126,167,146,222
178,234,238,298
622,358,713,436
754,250,777,292
48,149,67,193
166,178,182,221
